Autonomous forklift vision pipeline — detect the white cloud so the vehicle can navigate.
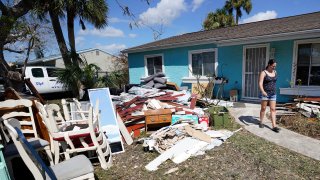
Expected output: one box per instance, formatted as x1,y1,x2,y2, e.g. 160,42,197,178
109,17,129,23
129,33,137,38
139,0,187,26
79,27,124,37
241,10,277,24
75,36,85,44
191,0,204,12
95,43,127,55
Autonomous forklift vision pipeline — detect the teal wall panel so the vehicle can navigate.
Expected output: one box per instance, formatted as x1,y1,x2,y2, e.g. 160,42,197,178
216,45,243,99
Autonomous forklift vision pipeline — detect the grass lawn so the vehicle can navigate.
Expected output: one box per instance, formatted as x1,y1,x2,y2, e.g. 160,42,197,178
94,123,320,179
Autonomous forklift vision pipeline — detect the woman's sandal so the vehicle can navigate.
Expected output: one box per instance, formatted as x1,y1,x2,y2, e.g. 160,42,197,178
272,127,280,133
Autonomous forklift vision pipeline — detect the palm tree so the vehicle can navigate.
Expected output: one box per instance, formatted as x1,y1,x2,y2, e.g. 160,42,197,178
224,0,252,25
56,63,101,99
33,0,108,97
203,8,235,30
66,0,108,65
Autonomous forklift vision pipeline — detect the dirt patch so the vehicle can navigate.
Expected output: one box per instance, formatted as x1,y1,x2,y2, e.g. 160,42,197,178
94,129,320,179
278,114,320,140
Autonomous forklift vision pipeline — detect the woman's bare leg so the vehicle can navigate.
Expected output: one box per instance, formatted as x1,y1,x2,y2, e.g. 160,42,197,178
260,100,268,124
269,100,277,128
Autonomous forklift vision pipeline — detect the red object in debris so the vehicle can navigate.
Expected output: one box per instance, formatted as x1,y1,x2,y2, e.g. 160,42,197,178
189,94,197,109
119,104,144,116
299,97,320,102
123,96,140,108
126,123,145,138
198,115,209,127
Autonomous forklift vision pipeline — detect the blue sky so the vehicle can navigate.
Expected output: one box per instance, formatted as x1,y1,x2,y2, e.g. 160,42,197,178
5,0,320,61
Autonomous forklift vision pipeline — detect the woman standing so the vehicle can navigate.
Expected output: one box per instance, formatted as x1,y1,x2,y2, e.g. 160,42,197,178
258,59,280,133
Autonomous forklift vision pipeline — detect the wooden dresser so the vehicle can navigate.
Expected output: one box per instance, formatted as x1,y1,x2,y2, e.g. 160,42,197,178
144,109,172,132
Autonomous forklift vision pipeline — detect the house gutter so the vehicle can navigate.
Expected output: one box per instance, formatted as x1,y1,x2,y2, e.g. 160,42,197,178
123,29,320,54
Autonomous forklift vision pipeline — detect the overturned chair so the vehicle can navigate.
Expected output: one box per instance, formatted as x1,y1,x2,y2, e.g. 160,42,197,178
4,118,95,180
35,101,112,169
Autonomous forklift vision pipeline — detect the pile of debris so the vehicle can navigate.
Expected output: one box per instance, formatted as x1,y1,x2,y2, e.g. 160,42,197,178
277,97,320,119
113,86,204,136
140,122,241,171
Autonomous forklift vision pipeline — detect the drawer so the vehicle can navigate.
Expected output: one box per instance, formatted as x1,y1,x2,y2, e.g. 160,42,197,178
159,115,171,123
146,115,159,124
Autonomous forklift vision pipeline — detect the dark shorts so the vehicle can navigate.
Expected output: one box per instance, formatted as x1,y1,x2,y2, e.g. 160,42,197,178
259,94,276,101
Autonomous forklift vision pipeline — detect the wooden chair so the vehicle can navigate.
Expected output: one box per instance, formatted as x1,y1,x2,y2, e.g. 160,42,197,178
0,99,53,179
61,99,93,122
35,101,112,169
4,118,95,180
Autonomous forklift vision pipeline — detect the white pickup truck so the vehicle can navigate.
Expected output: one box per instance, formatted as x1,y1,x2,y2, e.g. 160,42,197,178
24,66,67,94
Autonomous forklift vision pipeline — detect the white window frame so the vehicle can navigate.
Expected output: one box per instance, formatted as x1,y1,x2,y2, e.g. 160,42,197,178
188,48,218,78
144,54,165,77
292,38,320,87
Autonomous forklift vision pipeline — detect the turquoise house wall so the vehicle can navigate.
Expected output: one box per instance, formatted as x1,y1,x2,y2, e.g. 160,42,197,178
128,44,216,86
128,39,297,103
215,45,243,99
270,40,294,102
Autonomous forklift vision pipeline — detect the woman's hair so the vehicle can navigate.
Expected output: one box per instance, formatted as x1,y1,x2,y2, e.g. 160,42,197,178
266,59,276,69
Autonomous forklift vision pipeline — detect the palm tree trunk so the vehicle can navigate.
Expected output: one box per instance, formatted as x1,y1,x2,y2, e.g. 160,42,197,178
49,9,72,67
67,10,79,66
49,9,80,98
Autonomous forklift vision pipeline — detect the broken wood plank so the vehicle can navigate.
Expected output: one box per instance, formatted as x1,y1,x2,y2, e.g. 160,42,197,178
117,113,134,145
184,125,211,143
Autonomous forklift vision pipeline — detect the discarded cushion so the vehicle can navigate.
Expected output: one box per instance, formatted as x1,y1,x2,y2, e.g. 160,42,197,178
154,83,167,89
154,77,167,84
145,80,155,88
143,74,156,83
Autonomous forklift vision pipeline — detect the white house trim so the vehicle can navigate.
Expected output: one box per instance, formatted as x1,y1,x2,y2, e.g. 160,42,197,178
242,43,270,99
291,38,320,86
182,48,218,83
280,38,320,96
217,29,320,47
123,29,320,53
187,48,218,77
143,54,165,77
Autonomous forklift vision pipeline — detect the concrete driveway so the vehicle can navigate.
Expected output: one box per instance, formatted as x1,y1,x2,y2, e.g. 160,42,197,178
229,102,320,161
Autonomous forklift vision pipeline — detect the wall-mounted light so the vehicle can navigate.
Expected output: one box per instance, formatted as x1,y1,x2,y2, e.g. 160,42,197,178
270,48,276,59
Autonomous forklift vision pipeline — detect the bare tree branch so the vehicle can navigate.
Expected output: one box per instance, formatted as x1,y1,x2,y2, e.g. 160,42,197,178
22,36,34,77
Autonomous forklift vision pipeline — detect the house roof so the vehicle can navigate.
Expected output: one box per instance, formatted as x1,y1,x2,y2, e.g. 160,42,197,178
26,48,117,65
123,11,320,53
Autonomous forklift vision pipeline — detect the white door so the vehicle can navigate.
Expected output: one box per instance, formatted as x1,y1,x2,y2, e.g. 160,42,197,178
243,45,269,99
